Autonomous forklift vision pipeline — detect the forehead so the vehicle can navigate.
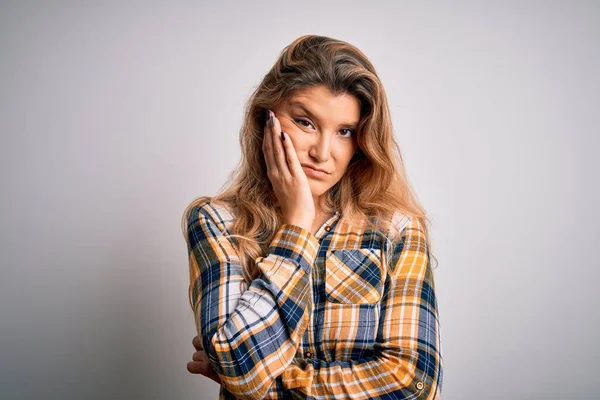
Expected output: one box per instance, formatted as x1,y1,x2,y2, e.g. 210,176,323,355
285,86,360,123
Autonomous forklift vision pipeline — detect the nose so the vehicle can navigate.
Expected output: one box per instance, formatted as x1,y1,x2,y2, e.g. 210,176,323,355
308,133,331,163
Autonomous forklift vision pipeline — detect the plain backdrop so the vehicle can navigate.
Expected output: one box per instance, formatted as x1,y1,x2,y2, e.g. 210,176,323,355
1,1,598,399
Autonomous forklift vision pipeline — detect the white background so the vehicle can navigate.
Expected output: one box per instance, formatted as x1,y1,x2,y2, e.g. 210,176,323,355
1,1,598,399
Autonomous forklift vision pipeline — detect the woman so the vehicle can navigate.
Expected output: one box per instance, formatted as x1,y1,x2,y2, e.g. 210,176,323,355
182,35,443,399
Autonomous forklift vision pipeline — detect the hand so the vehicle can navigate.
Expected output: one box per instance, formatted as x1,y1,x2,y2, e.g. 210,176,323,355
263,110,315,230
187,335,222,385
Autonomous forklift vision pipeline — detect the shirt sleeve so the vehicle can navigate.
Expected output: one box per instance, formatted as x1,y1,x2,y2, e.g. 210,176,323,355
186,204,319,400
279,216,444,399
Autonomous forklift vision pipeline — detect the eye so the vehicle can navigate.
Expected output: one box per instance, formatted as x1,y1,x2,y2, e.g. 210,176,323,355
340,128,355,138
295,118,314,129
295,118,355,138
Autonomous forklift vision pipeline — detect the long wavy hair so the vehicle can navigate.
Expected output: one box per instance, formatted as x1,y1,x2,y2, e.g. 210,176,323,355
182,34,438,311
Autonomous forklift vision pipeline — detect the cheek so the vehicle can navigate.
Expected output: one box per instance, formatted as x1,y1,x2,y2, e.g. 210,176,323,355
333,149,356,170
277,116,297,134
284,131,308,153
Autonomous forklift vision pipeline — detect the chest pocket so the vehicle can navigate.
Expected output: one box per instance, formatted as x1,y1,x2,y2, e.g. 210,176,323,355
324,248,383,304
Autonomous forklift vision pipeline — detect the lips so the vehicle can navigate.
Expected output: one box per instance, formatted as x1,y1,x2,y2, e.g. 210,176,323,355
301,164,329,174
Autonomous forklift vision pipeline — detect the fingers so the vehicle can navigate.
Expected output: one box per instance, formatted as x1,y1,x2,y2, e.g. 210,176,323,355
187,360,223,384
262,110,278,177
187,339,223,384
280,131,303,178
187,357,223,384
187,360,200,373
263,110,293,180
188,350,209,372
192,350,205,362
269,113,291,180
192,335,202,351
187,360,209,374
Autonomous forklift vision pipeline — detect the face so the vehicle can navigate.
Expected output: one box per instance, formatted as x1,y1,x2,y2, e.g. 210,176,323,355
273,85,360,208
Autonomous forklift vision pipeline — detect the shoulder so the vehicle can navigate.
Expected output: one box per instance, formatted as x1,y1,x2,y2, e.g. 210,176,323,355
387,210,412,238
383,211,431,274
383,210,429,252
187,200,236,233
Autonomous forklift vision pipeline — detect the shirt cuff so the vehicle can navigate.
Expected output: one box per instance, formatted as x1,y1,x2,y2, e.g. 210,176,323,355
263,224,319,275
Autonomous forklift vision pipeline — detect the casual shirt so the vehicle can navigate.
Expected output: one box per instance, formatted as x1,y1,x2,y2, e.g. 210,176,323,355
186,201,443,399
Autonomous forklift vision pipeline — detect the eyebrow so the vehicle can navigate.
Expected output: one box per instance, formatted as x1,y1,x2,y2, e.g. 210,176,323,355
289,101,359,128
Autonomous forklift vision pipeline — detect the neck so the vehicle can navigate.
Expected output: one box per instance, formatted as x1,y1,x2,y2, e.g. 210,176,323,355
313,195,326,216
313,194,336,218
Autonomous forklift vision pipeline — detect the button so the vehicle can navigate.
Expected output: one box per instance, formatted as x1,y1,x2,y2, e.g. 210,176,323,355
324,226,331,232
305,351,312,357
416,381,424,390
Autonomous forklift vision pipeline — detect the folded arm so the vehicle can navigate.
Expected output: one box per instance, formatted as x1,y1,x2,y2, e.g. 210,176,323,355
186,203,318,400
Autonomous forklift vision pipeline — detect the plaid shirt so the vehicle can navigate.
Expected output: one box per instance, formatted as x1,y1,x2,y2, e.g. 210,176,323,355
186,202,443,399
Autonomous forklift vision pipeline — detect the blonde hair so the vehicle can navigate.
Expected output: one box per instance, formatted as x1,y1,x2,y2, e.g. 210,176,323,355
182,34,438,311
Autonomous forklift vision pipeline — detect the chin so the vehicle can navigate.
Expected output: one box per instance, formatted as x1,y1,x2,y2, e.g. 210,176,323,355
308,180,331,197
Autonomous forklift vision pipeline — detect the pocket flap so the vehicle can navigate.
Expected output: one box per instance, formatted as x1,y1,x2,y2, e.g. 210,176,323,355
324,248,383,304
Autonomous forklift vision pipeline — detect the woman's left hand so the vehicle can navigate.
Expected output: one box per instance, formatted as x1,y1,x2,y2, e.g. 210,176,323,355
187,335,222,385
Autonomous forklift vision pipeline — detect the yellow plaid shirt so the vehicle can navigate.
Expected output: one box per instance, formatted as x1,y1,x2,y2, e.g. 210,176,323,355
186,201,443,399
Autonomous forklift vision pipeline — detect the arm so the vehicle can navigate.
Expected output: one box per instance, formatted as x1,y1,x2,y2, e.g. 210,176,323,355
186,203,318,400
279,216,443,399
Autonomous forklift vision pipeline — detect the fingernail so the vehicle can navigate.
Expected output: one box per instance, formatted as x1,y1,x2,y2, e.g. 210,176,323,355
269,111,274,127
265,110,271,127
281,131,285,141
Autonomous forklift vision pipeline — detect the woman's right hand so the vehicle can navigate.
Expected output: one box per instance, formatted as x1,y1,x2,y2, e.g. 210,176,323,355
263,110,315,231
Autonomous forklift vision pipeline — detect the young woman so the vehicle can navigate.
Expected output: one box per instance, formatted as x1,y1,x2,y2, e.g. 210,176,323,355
182,35,443,399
